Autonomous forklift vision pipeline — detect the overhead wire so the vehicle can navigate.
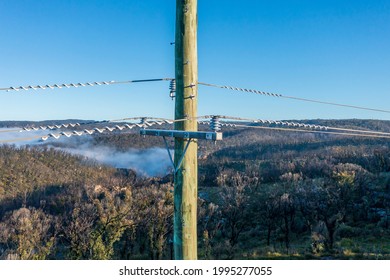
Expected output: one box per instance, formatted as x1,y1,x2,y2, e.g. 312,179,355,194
198,82,390,114
0,128,22,133
220,122,390,139
39,118,175,141
0,118,174,135
2,113,390,143
0,135,44,144
0,120,110,133
199,115,390,136
196,115,329,130
22,122,82,131
222,123,390,139
0,78,173,92
4,77,389,115
40,114,390,140
0,117,170,143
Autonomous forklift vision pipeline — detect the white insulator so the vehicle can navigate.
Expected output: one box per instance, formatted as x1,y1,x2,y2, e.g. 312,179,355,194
61,132,72,137
105,126,115,132
84,129,94,135
94,128,105,133
210,116,221,131
169,79,176,99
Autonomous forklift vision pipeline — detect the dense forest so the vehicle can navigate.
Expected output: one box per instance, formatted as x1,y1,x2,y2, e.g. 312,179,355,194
0,119,389,260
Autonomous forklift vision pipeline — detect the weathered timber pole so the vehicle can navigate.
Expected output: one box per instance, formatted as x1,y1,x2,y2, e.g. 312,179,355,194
174,0,198,260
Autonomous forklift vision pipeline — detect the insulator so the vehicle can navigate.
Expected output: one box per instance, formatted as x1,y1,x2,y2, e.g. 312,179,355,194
169,79,176,100
139,117,148,127
105,126,115,132
210,116,221,132
84,129,94,135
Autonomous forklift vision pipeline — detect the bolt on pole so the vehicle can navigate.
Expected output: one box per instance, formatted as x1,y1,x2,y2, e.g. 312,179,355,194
174,0,198,260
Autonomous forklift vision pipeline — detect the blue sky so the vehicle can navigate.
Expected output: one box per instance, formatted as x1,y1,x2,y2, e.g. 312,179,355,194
0,0,389,121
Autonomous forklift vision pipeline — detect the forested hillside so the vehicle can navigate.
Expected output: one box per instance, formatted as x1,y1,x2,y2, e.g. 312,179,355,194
0,119,389,259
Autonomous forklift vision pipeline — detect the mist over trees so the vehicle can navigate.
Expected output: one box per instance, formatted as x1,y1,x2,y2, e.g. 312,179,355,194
0,119,389,259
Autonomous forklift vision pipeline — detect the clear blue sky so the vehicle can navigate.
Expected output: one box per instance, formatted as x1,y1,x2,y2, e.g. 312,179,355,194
1,0,389,121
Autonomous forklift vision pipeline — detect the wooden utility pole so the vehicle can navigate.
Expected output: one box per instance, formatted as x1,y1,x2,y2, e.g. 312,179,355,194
174,0,198,260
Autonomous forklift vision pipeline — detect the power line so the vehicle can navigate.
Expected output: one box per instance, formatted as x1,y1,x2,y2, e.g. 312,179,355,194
1,116,204,143
0,118,173,134
0,121,108,134
5,77,389,115
0,128,22,133
198,82,390,114
200,115,390,136
0,135,43,144
22,122,82,131
40,118,172,141
31,115,390,137
3,115,390,143
0,117,167,143
325,126,390,136
0,78,172,92
196,115,329,130
222,123,390,139
41,125,138,141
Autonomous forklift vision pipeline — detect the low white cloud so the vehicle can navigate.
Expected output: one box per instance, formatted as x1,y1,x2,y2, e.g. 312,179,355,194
1,129,173,177
60,145,172,177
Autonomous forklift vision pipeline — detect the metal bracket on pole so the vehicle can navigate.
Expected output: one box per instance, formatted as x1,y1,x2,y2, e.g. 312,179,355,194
140,129,223,141
141,128,223,173
163,136,191,174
